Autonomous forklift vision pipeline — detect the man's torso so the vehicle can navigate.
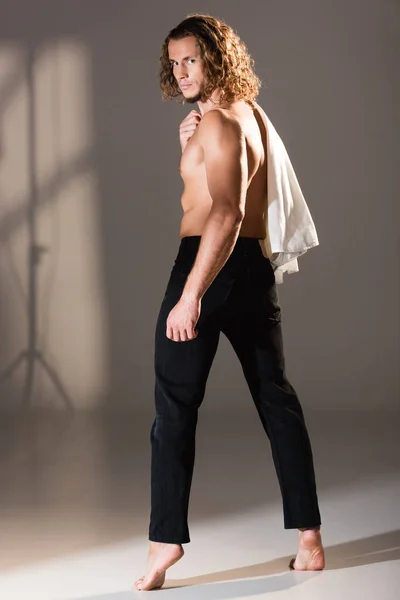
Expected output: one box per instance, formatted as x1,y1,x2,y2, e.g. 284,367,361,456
178,102,268,244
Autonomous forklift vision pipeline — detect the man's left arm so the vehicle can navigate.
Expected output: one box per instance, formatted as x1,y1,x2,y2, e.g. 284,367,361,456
182,111,248,302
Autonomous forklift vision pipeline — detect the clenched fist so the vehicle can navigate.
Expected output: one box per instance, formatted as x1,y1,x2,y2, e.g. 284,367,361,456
179,110,202,153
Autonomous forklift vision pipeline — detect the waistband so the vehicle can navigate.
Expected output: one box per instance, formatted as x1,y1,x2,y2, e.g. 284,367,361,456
180,235,264,246
175,235,266,269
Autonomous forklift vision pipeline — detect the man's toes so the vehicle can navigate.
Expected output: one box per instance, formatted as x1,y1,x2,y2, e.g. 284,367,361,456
133,576,145,590
136,576,161,592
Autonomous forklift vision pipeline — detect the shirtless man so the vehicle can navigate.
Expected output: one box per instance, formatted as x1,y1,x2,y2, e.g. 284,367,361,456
134,14,325,592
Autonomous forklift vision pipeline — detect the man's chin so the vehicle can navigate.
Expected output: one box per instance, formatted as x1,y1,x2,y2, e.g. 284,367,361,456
184,90,203,104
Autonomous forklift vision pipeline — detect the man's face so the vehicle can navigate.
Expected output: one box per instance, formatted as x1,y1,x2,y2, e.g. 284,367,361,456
168,36,207,103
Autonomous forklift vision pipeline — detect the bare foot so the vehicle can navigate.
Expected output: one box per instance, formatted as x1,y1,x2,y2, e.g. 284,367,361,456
290,528,325,571
133,541,184,591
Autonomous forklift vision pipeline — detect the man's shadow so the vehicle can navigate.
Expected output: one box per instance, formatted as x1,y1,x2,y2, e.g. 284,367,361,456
71,530,400,599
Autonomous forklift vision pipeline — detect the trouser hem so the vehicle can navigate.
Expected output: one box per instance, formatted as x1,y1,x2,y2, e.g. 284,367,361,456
149,536,190,544
284,522,321,530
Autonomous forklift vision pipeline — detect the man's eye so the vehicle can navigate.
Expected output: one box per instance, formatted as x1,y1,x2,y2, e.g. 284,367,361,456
170,59,195,67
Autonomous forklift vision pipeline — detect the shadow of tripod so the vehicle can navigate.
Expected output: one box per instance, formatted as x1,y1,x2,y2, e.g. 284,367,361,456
0,44,73,411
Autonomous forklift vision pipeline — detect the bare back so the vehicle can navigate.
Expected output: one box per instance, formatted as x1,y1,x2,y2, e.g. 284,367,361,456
179,102,268,240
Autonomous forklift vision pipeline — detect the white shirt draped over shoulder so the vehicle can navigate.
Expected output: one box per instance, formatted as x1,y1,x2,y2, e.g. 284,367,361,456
254,103,319,284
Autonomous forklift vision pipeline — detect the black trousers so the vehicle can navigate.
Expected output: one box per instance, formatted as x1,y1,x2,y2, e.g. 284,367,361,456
149,236,321,543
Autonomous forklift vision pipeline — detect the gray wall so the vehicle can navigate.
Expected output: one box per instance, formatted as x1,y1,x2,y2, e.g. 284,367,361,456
0,0,398,411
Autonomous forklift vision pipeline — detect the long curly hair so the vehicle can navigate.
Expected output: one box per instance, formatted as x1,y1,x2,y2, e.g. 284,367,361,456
159,14,262,108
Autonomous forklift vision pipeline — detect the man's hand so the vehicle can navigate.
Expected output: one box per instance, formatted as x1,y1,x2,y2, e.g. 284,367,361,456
166,293,202,342
179,110,202,153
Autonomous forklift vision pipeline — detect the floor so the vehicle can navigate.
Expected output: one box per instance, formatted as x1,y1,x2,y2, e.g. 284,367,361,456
0,408,399,600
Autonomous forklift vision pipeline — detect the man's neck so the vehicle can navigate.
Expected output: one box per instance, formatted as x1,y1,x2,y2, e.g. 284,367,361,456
196,87,228,116
196,95,248,117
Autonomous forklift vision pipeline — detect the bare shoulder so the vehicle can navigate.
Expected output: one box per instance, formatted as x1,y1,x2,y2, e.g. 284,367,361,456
197,108,243,144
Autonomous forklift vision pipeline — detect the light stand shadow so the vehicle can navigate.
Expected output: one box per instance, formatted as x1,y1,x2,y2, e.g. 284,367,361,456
0,43,73,412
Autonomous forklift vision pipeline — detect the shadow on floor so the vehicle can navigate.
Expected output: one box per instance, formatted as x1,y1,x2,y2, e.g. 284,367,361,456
71,530,400,599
